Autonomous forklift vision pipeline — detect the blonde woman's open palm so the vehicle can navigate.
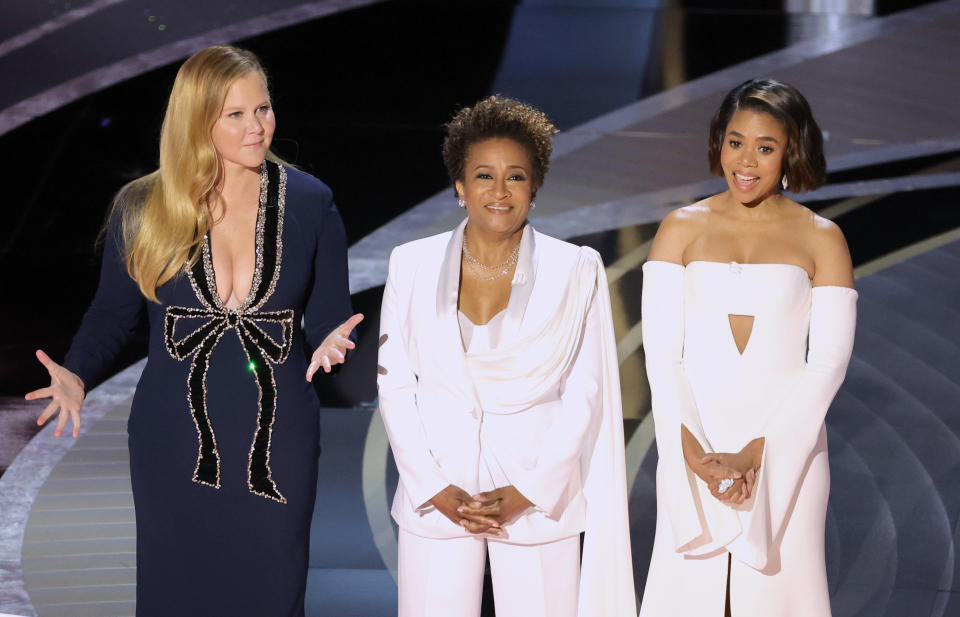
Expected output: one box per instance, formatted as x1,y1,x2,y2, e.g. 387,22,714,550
306,313,364,381
25,349,85,438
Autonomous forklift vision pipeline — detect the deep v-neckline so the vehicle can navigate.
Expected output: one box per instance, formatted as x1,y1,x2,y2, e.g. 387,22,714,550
202,167,268,313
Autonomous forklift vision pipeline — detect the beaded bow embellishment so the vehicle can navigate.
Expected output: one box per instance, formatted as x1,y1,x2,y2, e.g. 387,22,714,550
164,161,292,503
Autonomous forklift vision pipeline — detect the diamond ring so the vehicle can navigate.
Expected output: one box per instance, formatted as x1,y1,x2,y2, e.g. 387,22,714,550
717,478,735,494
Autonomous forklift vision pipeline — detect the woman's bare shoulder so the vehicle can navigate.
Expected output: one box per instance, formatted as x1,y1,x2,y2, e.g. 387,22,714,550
648,199,713,263
790,203,855,288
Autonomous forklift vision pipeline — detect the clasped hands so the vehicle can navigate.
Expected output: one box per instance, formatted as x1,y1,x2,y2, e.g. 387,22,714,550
429,484,533,536
694,447,761,505
682,426,764,506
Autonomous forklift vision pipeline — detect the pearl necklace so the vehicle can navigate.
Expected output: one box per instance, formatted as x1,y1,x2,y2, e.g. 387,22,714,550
461,232,520,281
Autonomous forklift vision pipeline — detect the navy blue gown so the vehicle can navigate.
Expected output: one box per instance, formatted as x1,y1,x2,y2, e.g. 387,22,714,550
64,162,354,616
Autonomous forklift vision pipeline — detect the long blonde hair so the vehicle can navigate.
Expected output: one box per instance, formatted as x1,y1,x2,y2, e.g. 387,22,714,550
116,45,280,302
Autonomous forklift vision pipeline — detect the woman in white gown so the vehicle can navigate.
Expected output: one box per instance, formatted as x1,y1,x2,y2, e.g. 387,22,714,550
377,96,636,617
639,79,858,616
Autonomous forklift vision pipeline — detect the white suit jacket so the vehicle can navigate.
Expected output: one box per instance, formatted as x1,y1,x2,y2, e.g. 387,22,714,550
377,219,637,616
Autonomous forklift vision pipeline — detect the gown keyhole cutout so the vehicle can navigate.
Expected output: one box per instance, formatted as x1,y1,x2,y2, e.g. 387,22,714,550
728,314,755,355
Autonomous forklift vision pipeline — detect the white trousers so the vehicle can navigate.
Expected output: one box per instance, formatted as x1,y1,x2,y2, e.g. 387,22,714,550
397,529,580,617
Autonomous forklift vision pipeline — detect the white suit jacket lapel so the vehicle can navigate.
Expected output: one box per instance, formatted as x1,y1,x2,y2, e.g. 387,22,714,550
499,224,536,344
435,218,465,322
434,219,472,390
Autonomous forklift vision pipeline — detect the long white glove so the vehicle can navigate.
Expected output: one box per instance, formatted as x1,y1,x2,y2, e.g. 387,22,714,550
642,261,741,553
733,284,858,569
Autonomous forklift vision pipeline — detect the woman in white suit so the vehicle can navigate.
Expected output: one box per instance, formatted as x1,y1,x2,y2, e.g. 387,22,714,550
377,96,636,617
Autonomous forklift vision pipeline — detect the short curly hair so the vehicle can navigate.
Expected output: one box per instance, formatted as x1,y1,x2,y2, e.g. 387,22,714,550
442,95,558,192
708,79,826,193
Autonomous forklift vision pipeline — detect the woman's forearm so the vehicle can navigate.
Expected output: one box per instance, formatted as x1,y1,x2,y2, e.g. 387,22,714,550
742,437,765,470
680,424,706,470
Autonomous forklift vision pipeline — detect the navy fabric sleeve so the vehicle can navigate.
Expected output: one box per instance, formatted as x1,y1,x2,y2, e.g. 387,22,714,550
302,189,356,352
63,214,146,388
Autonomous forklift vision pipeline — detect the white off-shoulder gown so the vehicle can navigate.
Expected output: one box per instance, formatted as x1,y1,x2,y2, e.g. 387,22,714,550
639,260,857,617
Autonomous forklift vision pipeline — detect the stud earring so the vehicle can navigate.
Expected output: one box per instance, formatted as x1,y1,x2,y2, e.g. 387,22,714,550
457,198,466,208
781,175,789,191
529,202,536,209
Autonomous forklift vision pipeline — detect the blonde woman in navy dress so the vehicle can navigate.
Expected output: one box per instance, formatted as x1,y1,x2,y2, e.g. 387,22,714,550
639,79,857,616
25,46,361,616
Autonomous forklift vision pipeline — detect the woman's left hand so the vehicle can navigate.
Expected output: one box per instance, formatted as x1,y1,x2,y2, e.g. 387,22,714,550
306,313,364,381
701,450,757,504
458,485,534,533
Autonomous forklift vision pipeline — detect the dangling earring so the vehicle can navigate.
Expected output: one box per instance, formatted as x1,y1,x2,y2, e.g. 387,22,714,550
781,175,789,191
529,202,536,209
457,198,466,208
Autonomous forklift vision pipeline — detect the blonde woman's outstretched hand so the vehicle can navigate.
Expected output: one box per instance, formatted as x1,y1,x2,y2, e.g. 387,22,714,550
306,313,364,381
25,349,85,438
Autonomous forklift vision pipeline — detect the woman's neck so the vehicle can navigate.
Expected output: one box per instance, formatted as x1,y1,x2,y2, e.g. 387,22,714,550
214,163,262,213
222,162,262,193
463,222,524,266
720,190,786,221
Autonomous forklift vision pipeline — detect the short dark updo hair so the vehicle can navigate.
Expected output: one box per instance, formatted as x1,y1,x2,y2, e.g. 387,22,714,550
708,79,826,193
442,95,558,192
